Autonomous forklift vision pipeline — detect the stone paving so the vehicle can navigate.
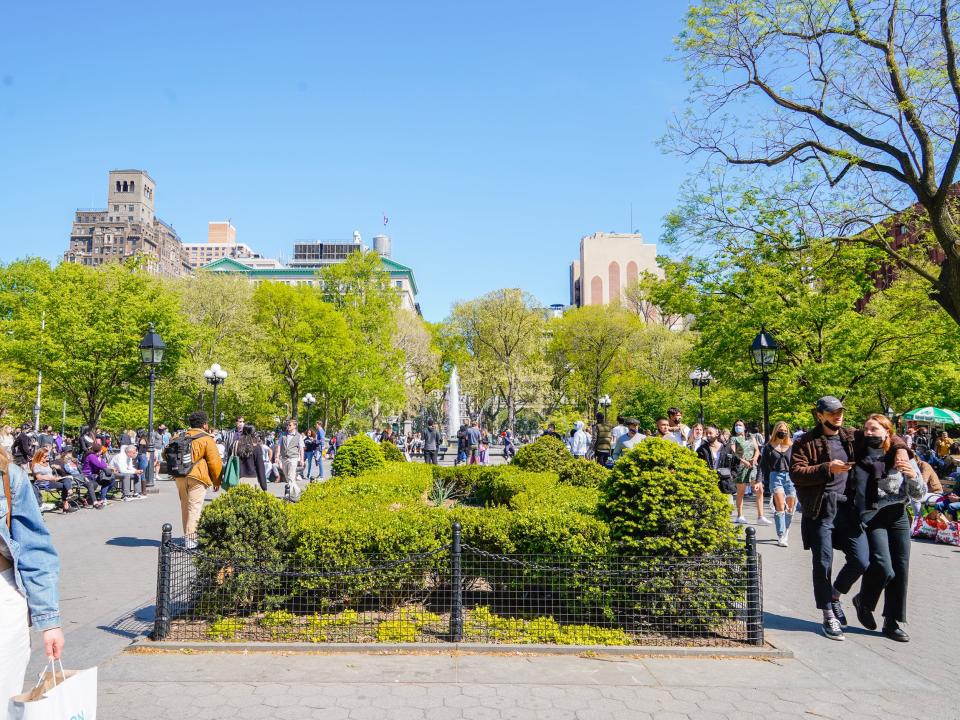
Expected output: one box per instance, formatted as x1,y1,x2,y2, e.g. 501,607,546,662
22,471,960,719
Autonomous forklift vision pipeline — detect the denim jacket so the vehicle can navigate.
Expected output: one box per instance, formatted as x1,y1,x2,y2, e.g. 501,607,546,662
1,463,62,630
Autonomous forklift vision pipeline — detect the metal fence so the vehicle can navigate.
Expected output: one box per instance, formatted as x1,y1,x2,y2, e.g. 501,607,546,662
152,523,763,646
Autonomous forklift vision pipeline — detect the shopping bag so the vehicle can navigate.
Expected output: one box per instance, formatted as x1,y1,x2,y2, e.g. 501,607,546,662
9,660,97,720
936,519,960,546
220,455,240,491
911,512,940,540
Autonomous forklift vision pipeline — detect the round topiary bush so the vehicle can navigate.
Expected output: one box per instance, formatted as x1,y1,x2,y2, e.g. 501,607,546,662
195,484,291,614
380,441,406,462
512,435,571,473
332,434,387,477
600,437,737,556
559,457,609,488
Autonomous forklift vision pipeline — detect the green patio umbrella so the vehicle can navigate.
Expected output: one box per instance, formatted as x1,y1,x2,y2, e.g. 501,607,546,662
902,407,960,425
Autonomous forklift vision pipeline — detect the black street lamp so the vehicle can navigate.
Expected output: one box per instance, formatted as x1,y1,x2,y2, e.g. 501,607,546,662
689,369,713,426
302,393,316,429
749,327,779,440
204,363,228,428
139,324,166,491
598,394,612,419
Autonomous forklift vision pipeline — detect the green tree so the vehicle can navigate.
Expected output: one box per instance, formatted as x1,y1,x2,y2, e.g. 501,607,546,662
668,0,960,326
0,258,184,430
450,289,547,432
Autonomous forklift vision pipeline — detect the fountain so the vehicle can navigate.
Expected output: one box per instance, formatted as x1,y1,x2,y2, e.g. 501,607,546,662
447,366,461,440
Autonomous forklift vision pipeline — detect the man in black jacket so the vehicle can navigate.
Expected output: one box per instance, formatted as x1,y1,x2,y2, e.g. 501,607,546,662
422,421,441,465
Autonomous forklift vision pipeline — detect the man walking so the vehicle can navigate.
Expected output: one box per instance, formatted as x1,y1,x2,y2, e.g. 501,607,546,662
274,418,305,491
222,417,245,460
314,421,327,479
172,411,221,546
466,421,482,465
422,420,441,465
612,418,645,460
666,408,690,444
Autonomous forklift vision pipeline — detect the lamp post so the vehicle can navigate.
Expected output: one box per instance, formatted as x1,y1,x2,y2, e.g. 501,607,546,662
598,394,612,419
302,393,316,429
689,369,713,426
203,363,228,428
749,327,779,440
139,324,166,491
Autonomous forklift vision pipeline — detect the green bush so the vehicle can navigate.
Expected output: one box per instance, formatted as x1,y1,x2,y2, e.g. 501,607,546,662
512,435,572,473
559,458,609,488
429,465,510,500
195,485,291,614
331,434,387,477
380,441,406,462
600,438,738,557
599,438,742,632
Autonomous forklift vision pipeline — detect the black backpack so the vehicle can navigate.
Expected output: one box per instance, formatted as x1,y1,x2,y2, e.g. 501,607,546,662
163,432,209,477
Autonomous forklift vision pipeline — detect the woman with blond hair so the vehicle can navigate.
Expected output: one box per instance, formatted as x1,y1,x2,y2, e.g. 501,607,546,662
759,421,798,546
0,425,13,453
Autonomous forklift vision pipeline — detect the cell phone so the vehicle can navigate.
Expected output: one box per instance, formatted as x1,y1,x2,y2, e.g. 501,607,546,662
844,461,855,468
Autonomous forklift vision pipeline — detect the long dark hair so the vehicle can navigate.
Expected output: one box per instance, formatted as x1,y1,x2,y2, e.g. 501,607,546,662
236,425,259,459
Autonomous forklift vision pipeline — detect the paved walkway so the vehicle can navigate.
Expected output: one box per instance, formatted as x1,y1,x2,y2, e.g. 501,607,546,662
22,475,960,719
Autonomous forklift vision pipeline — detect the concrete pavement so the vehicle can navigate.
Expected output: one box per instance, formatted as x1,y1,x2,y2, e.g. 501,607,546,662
21,470,960,719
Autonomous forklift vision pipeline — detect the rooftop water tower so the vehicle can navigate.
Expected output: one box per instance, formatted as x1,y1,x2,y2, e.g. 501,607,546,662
373,234,392,257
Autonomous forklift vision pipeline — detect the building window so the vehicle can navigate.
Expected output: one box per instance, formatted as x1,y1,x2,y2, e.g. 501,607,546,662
899,224,908,236
116,181,122,192
130,181,135,192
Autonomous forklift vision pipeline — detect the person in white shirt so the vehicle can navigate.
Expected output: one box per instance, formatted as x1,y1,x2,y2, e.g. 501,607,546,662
667,408,691,444
610,416,629,444
655,417,686,445
569,421,590,458
109,445,143,499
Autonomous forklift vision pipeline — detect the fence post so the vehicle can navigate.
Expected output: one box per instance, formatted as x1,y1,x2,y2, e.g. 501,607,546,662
151,523,173,641
449,521,463,642
744,526,763,646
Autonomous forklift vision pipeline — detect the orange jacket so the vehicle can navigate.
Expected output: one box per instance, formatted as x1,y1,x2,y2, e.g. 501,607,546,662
185,428,222,488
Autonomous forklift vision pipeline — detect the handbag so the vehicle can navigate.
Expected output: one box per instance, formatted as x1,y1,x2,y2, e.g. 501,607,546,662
9,659,98,720
220,455,240,491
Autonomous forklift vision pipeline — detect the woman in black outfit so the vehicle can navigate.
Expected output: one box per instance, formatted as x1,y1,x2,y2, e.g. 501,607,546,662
851,414,924,642
234,426,267,490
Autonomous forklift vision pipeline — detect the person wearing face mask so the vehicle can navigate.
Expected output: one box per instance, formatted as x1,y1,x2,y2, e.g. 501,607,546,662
697,425,735,495
790,396,908,641
612,418,644,460
760,421,797,546
850,414,924,642
730,419,770,526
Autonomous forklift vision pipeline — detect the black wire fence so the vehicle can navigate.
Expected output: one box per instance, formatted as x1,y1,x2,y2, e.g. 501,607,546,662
152,523,763,646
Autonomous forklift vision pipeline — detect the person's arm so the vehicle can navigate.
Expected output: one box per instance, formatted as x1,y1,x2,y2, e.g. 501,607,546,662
205,437,223,487
7,465,64,656
789,437,831,486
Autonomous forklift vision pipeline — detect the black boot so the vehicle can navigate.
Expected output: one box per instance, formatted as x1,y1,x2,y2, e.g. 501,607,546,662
882,620,910,642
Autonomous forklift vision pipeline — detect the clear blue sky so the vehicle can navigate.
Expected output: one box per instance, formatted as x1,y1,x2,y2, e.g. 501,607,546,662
0,2,692,321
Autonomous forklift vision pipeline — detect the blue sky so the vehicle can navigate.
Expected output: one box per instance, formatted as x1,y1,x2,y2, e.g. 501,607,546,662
0,2,692,321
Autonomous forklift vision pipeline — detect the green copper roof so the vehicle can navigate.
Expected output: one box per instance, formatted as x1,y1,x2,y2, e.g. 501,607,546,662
199,255,418,295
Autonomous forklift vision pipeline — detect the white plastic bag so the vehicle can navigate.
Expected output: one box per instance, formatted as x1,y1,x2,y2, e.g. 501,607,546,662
9,659,97,720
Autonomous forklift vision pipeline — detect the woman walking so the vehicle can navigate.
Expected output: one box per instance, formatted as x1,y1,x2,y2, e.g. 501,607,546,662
731,420,770,526
760,421,797,546
303,430,318,481
851,414,924,642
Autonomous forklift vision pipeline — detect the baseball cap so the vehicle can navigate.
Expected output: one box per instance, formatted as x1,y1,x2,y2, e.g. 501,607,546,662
815,396,844,413
623,417,641,425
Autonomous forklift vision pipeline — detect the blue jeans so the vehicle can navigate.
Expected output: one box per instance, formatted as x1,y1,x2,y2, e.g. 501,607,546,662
769,471,796,536
304,451,315,480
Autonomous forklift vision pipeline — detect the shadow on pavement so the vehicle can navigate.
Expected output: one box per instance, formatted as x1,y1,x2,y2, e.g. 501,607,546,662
106,536,161,548
98,602,156,639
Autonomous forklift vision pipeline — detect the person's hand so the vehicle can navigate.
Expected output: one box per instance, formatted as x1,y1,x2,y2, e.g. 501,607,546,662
828,459,851,474
752,482,763,493
42,628,65,660
946,493,959,502
894,455,915,478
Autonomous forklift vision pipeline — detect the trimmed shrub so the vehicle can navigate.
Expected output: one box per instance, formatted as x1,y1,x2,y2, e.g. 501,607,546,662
195,484,291,614
380,441,406,462
559,458,609,488
332,434,387,477
512,435,572,473
599,438,738,556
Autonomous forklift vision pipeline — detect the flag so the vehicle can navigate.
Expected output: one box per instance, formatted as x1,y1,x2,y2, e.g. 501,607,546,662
383,214,389,226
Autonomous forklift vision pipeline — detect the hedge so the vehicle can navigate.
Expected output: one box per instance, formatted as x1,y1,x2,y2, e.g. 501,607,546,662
331,434,386,477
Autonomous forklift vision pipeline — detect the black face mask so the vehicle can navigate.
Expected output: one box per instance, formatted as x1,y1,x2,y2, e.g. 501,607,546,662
865,435,885,449
823,420,841,431
775,431,786,438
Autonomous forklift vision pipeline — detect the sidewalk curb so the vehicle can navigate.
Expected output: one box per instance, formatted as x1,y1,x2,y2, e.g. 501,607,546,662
127,639,793,660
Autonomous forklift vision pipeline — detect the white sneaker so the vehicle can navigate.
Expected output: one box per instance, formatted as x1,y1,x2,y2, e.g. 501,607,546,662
757,516,773,526
735,516,748,524
782,528,790,545
40,502,56,512
777,535,788,547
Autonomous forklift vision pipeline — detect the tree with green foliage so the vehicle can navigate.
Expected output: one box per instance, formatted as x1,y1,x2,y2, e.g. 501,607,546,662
0,258,183,429
450,289,547,432
667,0,960,326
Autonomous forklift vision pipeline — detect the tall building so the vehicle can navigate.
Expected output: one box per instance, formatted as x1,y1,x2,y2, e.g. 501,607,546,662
183,221,259,269
64,170,191,276
569,232,661,308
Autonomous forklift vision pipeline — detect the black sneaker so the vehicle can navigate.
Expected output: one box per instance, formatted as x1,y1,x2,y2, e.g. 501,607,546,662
829,598,847,626
882,621,910,642
821,616,844,641
852,594,876,630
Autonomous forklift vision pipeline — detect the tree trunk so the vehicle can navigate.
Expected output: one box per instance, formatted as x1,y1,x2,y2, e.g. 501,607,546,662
507,380,516,434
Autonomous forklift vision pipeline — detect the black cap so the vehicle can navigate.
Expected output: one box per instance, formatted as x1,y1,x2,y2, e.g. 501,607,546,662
815,396,844,413
623,417,641,425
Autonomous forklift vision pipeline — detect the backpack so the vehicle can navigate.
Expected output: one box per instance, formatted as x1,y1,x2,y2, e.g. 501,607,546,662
163,431,209,477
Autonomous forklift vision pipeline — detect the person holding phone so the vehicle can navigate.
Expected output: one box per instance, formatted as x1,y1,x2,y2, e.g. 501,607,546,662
790,396,906,641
